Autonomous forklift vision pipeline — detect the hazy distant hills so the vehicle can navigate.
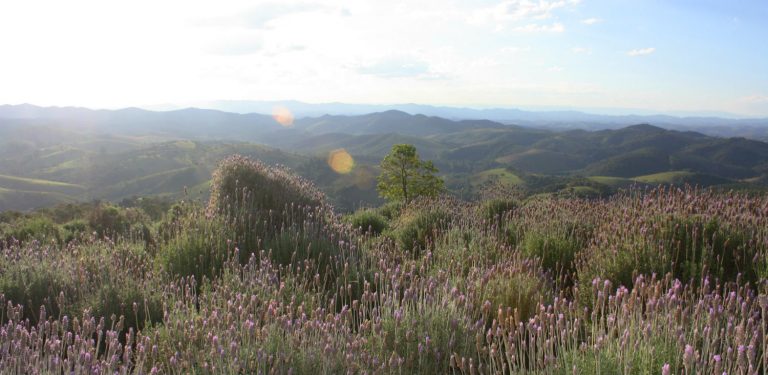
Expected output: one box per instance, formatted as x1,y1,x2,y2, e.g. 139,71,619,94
291,110,507,137
153,100,768,139
0,104,282,140
2,103,768,211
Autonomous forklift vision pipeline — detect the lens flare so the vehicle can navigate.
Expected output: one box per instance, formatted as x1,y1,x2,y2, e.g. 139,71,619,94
272,106,294,127
327,149,355,174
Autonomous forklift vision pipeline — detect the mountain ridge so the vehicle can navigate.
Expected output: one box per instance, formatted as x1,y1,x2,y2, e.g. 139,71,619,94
3,103,768,211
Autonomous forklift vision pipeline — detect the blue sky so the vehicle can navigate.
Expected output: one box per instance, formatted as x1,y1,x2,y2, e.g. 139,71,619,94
0,0,766,116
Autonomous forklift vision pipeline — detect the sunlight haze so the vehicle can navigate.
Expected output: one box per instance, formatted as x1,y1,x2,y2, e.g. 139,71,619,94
1,0,766,116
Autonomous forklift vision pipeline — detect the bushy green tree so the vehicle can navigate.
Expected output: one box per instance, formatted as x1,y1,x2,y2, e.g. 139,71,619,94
376,144,443,203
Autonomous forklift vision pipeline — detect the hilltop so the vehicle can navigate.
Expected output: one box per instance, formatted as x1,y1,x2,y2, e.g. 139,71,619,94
2,104,768,211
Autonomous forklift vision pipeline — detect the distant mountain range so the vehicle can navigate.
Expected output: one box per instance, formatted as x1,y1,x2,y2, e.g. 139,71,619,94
147,100,768,139
4,102,768,140
2,103,768,211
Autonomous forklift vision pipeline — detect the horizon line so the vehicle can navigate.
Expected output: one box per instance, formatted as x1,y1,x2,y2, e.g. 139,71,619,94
2,101,767,121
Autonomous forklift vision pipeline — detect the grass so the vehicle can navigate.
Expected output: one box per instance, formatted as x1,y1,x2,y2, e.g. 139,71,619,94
1,158,768,374
472,168,524,187
345,208,388,235
0,187,79,211
587,175,634,187
0,173,85,211
39,158,84,174
632,170,697,183
0,173,85,190
94,166,209,200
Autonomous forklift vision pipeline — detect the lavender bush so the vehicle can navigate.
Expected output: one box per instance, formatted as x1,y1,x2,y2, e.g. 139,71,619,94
2,158,768,374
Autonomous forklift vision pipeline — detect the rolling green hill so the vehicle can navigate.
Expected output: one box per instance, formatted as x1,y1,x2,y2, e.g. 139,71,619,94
0,174,85,193
632,171,733,186
472,168,524,187
0,187,78,211
2,107,768,211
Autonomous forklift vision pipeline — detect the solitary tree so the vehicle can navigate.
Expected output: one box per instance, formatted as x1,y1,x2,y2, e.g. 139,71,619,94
377,144,444,203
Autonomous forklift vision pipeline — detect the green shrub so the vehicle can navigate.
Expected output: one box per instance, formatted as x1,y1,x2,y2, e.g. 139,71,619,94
521,224,590,278
576,214,763,310
88,203,148,239
158,214,231,282
62,219,89,243
393,209,451,254
367,298,477,373
0,249,81,321
555,337,678,375
472,260,553,323
477,198,519,224
500,221,524,248
433,226,507,275
89,278,163,332
663,216,755,283
207,155,326,224
377,201,403,221
1,216,61,244
579,215,758,301
73,242,164,332
345,209,388,235
264,228,340,272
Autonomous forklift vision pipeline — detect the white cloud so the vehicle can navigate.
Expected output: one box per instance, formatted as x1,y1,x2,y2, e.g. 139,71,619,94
741,94,768,103
194,2,335,29
469,0,579,31
501,46,531,54
513,22,565,33
1,0,761,116
627,47,656,56
202,32,264,56
571,47,590,54
356,57,433,79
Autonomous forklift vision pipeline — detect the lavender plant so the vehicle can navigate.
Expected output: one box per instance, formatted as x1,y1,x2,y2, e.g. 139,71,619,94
2,163,768,374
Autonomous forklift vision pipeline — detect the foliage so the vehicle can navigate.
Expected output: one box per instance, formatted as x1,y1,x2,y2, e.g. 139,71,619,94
208,154,325,221
158,211,232,282
4,161,768,374
87,202,149,238
577,187,768,305
0,216,61,243
61,219,88,243
377,144,444,203
345,208,388,235
0,246,80,320
391,205,451,254
376,200,403,221
263,226,341,276
470,258,553,322
477,198,519,224
120,196,173,221
521,222,592,280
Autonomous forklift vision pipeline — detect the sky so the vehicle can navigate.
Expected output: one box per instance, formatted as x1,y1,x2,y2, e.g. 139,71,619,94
1,0,767,117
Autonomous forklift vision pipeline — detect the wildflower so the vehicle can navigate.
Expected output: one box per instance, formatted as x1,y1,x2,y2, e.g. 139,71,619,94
713,354,722,373
683,344,695,369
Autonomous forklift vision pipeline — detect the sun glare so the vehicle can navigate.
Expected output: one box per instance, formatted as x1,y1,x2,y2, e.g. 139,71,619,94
272,106,294,127
327,148,355,174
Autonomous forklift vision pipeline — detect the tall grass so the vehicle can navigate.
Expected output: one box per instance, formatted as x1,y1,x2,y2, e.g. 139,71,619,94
2,163,768,374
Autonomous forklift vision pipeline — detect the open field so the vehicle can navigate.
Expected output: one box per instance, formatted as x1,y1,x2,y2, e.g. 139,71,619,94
2,156,767,373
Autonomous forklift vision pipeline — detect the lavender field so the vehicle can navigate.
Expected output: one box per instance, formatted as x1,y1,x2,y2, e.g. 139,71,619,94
2,155,768,374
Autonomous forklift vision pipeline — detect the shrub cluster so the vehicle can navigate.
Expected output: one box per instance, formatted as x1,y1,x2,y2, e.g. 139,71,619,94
2,159,768,374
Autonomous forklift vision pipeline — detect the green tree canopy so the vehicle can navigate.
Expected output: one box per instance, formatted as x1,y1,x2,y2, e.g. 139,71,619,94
377,144,444,203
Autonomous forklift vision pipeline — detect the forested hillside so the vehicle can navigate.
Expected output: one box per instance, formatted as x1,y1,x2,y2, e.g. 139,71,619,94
2,105,768,211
